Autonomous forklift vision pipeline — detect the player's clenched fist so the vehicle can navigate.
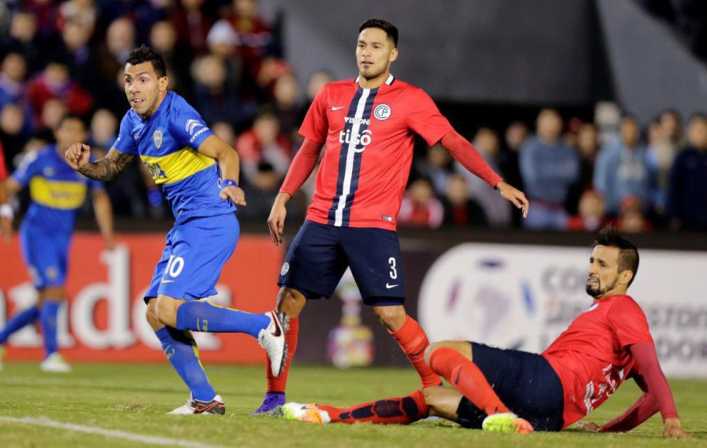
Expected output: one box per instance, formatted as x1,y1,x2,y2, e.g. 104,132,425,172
64,143,91,170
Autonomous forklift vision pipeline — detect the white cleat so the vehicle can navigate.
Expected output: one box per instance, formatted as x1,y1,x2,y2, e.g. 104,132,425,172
39,353,72,373
258,311,287,377
167,394,225,415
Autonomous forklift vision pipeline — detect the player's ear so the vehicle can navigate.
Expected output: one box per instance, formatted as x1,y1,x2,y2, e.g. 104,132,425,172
619,269,633,287
158,75,168,92
389,46,398,63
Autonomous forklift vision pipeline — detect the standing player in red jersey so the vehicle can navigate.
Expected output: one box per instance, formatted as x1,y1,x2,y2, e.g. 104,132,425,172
254,18,530,414
281,229,688,439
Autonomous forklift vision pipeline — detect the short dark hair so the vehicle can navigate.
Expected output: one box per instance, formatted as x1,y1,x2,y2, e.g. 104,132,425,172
58,114,86,128
593,227,640,287
126,45,167,77
359,18,398,47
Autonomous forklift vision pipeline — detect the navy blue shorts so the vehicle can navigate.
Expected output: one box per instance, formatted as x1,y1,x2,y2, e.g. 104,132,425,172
278,220,404,305
456,342,564,431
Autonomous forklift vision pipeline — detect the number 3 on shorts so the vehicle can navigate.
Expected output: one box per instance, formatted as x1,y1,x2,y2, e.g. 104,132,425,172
388,257,398,280
165,255,185,278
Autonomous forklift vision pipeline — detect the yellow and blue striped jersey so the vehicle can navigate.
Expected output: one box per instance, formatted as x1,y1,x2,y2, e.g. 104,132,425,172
11,145,103,233
113,91,234,222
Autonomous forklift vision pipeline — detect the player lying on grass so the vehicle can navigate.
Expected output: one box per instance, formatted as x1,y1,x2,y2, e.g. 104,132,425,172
281,229,688,438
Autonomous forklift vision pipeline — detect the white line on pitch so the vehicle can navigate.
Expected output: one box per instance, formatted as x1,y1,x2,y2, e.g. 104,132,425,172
0,416,223,448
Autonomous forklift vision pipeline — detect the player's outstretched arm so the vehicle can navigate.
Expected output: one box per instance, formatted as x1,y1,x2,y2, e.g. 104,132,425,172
197,135,246,206
600,343,687,438
66,145,134,181
439,130,529,217
92,189,115,250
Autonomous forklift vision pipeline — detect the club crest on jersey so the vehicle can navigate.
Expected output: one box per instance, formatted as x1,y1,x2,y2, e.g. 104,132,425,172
374,104,391,121
153,129,163,149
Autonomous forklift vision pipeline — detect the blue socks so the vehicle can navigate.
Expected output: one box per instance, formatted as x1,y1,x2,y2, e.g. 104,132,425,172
156,327,216,402
40,300,61,357
175,300,270,338
0,305,40,344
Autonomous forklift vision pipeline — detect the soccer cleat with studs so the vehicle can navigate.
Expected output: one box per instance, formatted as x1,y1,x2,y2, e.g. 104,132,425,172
168,395,225,415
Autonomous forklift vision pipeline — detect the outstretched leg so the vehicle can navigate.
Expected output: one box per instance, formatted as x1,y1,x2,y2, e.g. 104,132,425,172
149,295,287,376
282,390,428,425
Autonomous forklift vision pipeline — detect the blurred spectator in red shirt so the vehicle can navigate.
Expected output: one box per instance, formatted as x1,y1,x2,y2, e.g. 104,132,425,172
236,110,292,183
399,178,444,229
27,60,92,124
567,190,606,232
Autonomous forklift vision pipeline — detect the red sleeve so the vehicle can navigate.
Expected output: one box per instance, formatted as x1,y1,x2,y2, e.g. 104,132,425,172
298,86,329,144
405,88,454,147
279,138,322,196
601,342,678,431
600,392,658,432
607,297,653,348
631,342,678,420
440,131,502,188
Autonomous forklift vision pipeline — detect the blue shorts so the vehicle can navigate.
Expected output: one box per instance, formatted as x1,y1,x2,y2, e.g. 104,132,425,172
144,213,238,303
19,222,70,290
278,220,405,306
456,342,565,431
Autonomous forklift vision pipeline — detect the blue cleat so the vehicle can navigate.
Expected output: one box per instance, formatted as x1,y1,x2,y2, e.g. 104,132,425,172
253,392,286,415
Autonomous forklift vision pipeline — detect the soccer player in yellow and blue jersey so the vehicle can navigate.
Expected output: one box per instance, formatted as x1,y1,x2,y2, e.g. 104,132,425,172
0,115,114,373
64,46,286,415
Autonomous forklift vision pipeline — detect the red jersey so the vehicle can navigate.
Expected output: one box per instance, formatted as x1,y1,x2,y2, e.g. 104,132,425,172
542,295,653,427
298,75,453,230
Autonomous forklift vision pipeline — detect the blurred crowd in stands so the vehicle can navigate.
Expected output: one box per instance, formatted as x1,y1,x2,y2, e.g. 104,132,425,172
1,0,706,232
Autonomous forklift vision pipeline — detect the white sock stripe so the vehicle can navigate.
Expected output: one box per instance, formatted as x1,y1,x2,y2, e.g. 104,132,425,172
0,416,223,448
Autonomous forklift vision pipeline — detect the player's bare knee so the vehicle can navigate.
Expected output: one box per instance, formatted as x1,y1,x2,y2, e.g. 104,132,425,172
373,305,405,330
144,303,162,331
155,296,180,326
278,288,306,318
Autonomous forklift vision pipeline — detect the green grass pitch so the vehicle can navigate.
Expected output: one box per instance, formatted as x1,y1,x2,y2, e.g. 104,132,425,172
0,362,705,447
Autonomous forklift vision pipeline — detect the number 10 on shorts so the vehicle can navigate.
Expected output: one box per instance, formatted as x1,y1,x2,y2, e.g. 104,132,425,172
164,255,185,279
